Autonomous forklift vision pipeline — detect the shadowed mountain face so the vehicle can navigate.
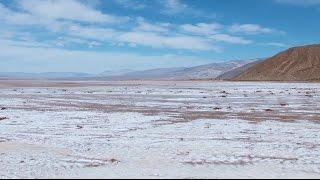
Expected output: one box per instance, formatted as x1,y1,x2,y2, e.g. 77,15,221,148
234,44,320,81
174,61,251,80
217,59,263,80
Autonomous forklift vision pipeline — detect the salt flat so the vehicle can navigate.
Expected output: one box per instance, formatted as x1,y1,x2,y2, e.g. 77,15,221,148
0,80,320,178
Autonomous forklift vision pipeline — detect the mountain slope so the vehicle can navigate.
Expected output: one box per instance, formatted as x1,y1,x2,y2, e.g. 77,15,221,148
120,67,186,79
234,44,320,81
217,59,263,80
176,60,251,79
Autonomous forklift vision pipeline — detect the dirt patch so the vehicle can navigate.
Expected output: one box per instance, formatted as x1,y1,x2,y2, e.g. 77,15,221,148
0,117,8,121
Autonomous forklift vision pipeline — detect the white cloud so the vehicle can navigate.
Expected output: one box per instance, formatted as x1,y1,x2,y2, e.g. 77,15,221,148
162,0,188,15
134,18,170,32
0,3,46,26
117,31,218,51
0,1,287,55
161,0,216,18
88,41,101,48
0,0,128,37
18,0,128,24
229,24,285,35
180,23,222,35
68,25,117,41
2,1,220,51
210,34,252,44
0,1,126,33
275,0,320,6
1,39,52,48
62,23,218,51
114,0,147,10
52,37,102,48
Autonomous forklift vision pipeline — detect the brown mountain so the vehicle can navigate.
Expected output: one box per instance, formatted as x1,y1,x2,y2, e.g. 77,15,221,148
233,44,320,81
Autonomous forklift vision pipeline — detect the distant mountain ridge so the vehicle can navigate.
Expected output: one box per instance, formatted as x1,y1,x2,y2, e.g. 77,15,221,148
0,72,93,78
99,69,136,77
108,59,258,80
0,59,261,80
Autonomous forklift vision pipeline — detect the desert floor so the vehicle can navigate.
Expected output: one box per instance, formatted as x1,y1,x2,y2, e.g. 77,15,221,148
0,80,320,178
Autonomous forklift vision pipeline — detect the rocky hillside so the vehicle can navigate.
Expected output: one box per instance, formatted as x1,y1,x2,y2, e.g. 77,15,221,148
234,44,320,81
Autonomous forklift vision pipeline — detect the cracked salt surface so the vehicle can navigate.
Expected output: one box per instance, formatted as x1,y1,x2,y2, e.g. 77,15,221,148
0,81,320,178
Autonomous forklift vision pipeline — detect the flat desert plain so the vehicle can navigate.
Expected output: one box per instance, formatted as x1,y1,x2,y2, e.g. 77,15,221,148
0,80,320,178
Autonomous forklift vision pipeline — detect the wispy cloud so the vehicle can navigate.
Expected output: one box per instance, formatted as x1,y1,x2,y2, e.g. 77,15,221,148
160,0,216,18
229,24,285,35
0,0,128,33
134,18,170,33
161,0,189,14
113,0,147,10
0,0,289,66
210,34,253,44
1,38,52,48
260,42,289,47
117,31,219,51
180,23,222,35
18,0,128,23
0,3,46,26
68,25,117,41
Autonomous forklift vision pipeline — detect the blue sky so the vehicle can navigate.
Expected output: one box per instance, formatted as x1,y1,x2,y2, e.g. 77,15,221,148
0,0,319,73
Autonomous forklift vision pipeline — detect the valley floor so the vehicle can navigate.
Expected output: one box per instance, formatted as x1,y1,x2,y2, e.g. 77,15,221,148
0,80,320,178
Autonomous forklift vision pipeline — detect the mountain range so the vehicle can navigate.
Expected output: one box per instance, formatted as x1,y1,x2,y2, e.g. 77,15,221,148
1,44,319,81
108,60,257,80
0,59,258,80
